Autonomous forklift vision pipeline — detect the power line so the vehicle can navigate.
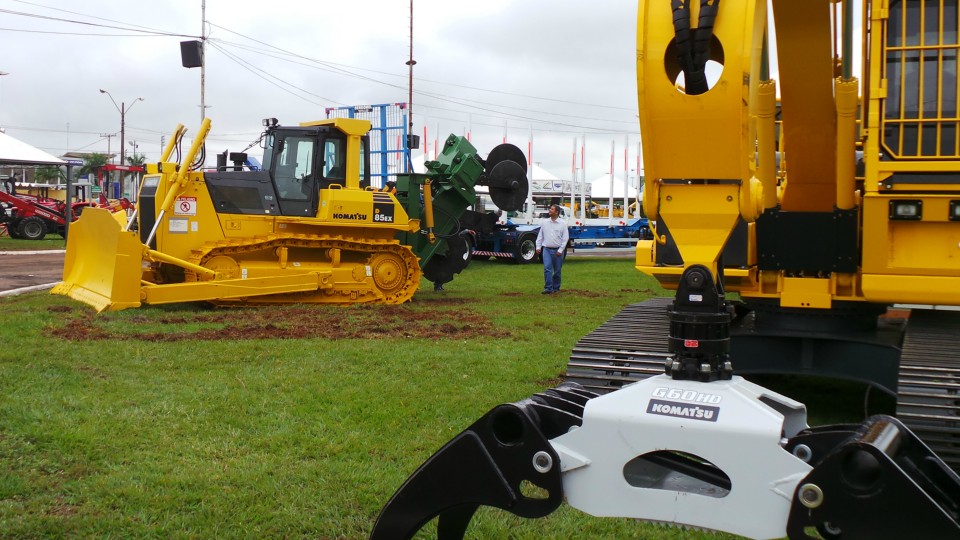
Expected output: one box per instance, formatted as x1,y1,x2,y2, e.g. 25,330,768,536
0,27,177,37
209,37,634,131
4,4,636,128
2,2,198,38
213,36,636,125
2,4,641,147
206,41,337,106
208,25,634,113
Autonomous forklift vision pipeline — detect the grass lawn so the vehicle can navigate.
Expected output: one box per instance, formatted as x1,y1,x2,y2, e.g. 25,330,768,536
0,236,66,251
0,255,883,539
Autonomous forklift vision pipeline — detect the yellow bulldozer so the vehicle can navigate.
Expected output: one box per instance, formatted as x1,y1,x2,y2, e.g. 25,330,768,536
53,117,528,311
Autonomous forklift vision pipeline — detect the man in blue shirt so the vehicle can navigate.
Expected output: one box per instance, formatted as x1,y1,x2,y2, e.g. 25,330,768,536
534,204,570,294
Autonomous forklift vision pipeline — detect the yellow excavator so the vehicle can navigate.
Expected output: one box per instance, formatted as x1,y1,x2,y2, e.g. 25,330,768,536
53,117,528,311
371,1,960,538
559,0,960,470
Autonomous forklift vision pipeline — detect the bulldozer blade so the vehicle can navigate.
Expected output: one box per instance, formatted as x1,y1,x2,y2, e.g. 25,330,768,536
371,385,596,540
52,208,144,312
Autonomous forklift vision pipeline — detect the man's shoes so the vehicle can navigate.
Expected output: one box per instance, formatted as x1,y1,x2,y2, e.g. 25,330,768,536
541,289,553,295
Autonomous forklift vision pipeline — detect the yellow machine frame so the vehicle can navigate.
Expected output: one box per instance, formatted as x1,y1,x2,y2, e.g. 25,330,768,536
635,0,960,310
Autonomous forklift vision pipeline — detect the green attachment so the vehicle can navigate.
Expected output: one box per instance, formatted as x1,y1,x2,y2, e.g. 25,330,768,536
424,135,487,192
394,134,529,284
394,135,487,283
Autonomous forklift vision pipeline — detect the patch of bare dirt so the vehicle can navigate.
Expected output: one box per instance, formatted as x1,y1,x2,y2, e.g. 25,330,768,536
47,502,79,517
53,315,113,341
502,288,639,298
620,288,656,294
535,376,565,389
52,304,506,343
74,364,108,380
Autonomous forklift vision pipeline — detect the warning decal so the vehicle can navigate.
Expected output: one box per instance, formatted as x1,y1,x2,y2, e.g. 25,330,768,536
175,196,198,216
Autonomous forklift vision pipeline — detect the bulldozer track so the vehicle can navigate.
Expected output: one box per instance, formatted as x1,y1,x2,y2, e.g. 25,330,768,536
183,233,421,304
896,309,960,472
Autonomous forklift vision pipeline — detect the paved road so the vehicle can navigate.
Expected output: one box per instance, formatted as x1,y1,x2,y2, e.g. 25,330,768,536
0,251,65,293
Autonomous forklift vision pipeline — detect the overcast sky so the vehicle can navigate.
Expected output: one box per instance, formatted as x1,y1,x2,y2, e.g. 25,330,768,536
0,0,642,181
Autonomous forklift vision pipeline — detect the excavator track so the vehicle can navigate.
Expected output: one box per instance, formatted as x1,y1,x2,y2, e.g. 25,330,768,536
564,297,671,394
896,309,960,471
181,233,421,305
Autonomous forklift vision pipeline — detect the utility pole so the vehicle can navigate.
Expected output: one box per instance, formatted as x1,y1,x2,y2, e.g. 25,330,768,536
201,0,207,121
100,133,115,162
99,90,144,166
405,0,415,171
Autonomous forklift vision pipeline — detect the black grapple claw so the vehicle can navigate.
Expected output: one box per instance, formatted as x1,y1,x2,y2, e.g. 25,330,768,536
370,384,598,540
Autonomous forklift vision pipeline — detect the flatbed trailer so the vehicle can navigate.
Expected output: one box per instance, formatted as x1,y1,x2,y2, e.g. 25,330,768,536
467,217,651,263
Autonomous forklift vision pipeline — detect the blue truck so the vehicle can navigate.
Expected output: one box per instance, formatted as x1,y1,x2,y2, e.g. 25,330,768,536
466,213,652,264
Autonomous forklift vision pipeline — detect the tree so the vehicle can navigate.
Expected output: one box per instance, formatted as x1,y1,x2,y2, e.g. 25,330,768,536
34,166,65,184
125,153,146,168
77,153,110,179
123,153,146,198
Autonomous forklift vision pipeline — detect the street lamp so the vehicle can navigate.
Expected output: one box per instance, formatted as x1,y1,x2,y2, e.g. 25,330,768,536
99,89,144,166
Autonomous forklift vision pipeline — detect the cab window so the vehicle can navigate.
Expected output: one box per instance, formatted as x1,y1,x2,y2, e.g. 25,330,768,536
323,138,345,181
274,135,315,200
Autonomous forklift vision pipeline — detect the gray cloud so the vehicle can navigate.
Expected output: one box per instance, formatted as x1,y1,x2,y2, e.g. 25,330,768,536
0,0,642,181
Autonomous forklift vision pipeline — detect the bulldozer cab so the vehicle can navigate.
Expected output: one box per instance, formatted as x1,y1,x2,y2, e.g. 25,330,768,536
261,121,370,217
267,131,318,216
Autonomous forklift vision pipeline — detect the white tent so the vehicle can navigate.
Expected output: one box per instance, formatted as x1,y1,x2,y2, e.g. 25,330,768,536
531,163,559,181
590,173,631,199
407,153,427,174
530,163,563,192
0,132,65,166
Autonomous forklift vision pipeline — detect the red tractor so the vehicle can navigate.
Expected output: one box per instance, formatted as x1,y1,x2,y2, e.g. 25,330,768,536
0,190,96,240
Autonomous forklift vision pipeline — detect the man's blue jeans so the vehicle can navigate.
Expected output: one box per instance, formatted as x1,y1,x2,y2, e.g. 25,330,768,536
542,248,564,292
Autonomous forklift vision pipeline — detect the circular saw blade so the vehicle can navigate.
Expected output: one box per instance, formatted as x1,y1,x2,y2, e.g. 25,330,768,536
488,160,529,212
486,143,528,176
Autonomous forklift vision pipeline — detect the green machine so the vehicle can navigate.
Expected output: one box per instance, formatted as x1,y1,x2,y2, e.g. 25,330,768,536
394,135,529,284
